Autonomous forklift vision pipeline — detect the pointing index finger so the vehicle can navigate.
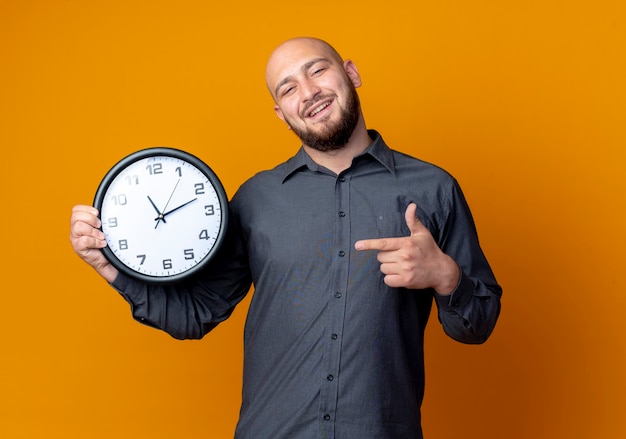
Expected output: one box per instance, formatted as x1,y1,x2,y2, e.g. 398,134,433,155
355,237,402,251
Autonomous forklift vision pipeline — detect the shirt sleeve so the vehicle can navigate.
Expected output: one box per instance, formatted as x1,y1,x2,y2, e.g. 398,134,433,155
432,179,502,344
110,209,253,340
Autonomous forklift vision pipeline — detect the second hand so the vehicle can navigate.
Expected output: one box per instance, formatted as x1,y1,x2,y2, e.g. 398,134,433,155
155,178,181,229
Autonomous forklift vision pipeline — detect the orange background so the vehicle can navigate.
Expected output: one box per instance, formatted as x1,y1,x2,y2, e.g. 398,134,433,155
1,1,625,438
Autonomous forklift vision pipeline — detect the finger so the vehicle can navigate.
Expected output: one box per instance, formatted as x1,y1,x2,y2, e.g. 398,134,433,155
71,205,100,225
71,213,103,238
355,236,403,251
71,219,105,240
73,234,107,253
72,204,99,217
405,203,427,236
381,274,403,289
378,260,398,275
71,214,102,233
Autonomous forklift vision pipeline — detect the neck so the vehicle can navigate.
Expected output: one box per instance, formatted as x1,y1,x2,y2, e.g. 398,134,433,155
303,119,371,175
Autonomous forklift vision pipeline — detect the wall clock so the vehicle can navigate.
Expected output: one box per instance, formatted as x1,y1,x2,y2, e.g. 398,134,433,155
93,147,228,283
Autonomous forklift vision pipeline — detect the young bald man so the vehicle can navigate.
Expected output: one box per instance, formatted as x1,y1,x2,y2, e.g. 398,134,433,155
71,37,501,438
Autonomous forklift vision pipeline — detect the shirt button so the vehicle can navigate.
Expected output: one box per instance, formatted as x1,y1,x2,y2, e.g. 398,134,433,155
331,334,338,340
338,211,346,217
323,414,331,421
335,292,342,299
339,177,346,182
338,250,345,257
327,374,334,381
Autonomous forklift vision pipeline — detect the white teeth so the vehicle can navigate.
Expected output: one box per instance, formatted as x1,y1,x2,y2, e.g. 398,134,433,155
309,102,330,117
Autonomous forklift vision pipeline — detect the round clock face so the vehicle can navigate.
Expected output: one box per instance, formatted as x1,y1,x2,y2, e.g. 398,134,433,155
93,148,228,284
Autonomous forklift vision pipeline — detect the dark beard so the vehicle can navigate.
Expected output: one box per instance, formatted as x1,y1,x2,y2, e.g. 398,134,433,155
289,85,360,152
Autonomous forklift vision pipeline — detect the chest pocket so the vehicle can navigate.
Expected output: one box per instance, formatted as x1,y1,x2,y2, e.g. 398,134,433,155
352,199,435,243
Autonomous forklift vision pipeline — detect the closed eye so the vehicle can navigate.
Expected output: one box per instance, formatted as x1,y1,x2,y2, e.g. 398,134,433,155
281,85,295,96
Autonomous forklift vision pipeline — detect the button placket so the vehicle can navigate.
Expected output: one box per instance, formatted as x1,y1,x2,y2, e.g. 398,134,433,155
319,173,351,438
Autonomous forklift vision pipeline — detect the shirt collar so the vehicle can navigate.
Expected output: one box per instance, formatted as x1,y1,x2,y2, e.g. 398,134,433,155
281,130,396,183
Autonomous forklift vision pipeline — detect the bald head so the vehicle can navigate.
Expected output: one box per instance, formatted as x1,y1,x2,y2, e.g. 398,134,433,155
265,38,345,102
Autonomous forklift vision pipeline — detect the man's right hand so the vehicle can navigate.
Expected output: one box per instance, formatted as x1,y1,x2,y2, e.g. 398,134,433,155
69,205,119,283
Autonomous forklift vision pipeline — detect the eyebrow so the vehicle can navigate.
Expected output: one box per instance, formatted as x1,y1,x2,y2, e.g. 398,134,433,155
274,57,329,97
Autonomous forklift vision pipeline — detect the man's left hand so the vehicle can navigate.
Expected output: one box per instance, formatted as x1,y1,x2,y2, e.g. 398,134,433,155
354,203,460,295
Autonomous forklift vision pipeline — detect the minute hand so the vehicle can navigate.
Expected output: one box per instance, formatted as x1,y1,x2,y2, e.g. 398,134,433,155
157,197,198,221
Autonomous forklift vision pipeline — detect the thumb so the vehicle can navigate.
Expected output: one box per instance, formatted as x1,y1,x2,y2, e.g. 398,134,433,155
405,203,427,236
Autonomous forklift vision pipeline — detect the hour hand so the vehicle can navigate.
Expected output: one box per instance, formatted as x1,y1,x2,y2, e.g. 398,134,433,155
147,195,166,224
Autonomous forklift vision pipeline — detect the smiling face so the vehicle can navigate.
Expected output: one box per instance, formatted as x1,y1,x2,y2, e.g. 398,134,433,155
266,38,363,152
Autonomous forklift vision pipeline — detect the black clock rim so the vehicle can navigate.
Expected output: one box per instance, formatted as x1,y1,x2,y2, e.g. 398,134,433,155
93,147,229,284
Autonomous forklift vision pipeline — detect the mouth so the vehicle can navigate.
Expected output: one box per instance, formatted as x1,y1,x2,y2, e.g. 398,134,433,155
305,99,333,119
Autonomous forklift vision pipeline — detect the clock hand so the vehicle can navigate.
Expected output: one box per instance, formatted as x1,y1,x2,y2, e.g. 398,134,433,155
155,178,181,228
147,195,166,224
158,198,198,220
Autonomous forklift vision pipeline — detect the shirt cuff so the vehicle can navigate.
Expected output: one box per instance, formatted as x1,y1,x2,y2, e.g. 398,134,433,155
433,270,474,312
109,272,145,304
110,271,130,291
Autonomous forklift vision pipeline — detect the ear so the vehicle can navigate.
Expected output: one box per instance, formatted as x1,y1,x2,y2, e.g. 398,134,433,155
343,59,362,88
274,104,285,121
273,105,291,129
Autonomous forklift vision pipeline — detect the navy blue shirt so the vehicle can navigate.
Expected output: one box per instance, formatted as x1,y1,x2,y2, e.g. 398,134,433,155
113,130,501,439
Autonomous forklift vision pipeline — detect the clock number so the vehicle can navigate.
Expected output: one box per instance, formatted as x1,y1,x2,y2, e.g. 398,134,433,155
194,183,205,195
199,229,210,240
184,249,194,260
175,167,182,177
125,175,139,185
112,194,127,206
108,217,118,227
204,205,215,216
146,163,163,175
137,254,146,265
119,239,128,250
163,259,173,270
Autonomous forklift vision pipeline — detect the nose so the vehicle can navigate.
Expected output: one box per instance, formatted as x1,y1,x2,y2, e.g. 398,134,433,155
300,78,321,102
